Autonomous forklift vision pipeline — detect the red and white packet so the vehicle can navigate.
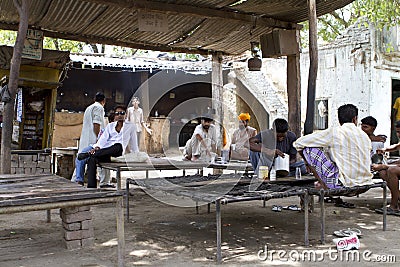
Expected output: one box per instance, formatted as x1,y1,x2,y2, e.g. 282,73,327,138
333,233,360,250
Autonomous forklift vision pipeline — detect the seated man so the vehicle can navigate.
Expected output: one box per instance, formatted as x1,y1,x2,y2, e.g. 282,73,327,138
294,104,373,190
78,105,138,188
183,115,217,161
376,121,400,155
360,116,386,155
230,112,257,161
249,118,306,176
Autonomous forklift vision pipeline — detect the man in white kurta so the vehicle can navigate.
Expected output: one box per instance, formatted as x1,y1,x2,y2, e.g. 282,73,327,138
183,116,217,161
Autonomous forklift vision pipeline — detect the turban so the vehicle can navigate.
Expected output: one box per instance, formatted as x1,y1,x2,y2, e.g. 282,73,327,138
238,113,251,121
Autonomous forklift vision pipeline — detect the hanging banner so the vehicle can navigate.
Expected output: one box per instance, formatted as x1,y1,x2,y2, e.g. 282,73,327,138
138,10,168,32
22,29,44,60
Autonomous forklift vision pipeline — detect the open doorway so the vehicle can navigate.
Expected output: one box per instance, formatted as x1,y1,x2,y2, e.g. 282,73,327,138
391,79,400,145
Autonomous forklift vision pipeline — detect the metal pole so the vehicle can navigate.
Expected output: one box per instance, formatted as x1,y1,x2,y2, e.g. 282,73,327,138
216,199,222,264
320,190,325,244
116,197,125,267
304,191,309,246
382,182,387,231
116,167,121,190
126,178,130,222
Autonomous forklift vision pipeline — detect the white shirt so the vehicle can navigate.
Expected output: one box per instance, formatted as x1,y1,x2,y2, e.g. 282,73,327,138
126,106,143,132
94,121,139,155
192,124,217,144
79,101,105,153
294,123,373,187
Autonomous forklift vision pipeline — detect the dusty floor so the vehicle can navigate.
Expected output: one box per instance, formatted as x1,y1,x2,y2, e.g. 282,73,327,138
1,170,400,266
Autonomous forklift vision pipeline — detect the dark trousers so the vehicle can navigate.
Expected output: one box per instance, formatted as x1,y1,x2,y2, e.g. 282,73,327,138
87,143,123,188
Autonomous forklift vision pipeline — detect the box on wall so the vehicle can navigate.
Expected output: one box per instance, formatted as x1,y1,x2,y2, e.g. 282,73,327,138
261,30,300,58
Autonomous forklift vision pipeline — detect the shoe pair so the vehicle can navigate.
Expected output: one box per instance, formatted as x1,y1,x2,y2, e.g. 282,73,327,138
77,152,91,160
100,184,116,189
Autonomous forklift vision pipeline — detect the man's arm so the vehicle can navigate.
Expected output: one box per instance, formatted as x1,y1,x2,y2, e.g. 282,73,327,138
378,143,400,153
93,123,101,138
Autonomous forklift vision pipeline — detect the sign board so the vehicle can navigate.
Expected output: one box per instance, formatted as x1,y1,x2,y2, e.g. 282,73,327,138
138,10,168,32
22,29,43,60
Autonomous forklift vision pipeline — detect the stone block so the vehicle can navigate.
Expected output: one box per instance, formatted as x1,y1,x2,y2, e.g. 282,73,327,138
81,237,95,247
62,222,81,231
65,239,81,250
81,228,94,239
78,206,90,212
81,220,92,230
64,229,82,240
60,210,92,223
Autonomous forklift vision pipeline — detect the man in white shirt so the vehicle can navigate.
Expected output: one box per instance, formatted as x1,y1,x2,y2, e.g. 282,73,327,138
183,115,217,161
78,105,139,188
74,92,106,186
294,104,373,189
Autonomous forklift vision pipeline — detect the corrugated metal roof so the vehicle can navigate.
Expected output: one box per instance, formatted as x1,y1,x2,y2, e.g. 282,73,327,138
0,0,355,55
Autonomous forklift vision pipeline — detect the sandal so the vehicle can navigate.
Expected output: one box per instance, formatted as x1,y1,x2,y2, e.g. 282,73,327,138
334,198,355,209
283,205,301,211
324,197,336,203
375,207,400,216
272,205,282,212
333,228,362,237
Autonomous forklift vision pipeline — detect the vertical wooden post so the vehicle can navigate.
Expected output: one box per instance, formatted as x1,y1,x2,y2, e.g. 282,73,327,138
1,0,29,174
116,197,125,267
212,52,224,152
287,30,301,137
304,0,318,135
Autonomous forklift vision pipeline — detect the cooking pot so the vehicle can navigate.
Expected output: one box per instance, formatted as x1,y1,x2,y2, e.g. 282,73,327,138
274,154,289,177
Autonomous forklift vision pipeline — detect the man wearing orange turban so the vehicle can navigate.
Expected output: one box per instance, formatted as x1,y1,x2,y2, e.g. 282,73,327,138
230,113,257,160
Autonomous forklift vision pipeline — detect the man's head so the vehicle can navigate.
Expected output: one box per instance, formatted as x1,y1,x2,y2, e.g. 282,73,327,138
95,92,106,106
114,105,127,122
201,115,213,130
361,116,377,136
131,97,140,108
238,113,250,129
338,104,358,125
272,118,289,142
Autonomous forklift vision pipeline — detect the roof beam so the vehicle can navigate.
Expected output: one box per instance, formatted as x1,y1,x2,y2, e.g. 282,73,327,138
0,22,214,55
85,0,301,30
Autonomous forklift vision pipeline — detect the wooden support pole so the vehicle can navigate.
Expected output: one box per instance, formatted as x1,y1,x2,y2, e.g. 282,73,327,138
212,52,224,152
304,0,318,135
287,31,301,137
1,0,29,174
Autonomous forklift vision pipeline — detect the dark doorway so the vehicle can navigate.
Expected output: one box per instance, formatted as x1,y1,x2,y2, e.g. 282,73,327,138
391,79,400,145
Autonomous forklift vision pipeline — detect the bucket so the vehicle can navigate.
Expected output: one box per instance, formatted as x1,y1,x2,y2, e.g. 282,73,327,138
274,154,289,177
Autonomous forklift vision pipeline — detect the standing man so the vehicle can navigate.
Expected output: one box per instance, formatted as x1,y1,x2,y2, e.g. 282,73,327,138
183,115,217,161
74,92,106,186
126,97,152,148
78,105,139,188
230,112,257,161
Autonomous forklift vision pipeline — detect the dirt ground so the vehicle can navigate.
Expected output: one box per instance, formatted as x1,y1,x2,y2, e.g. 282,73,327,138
1,171,400,267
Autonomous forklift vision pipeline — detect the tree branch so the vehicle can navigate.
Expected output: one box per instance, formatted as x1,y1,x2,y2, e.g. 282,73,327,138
329,11,349,28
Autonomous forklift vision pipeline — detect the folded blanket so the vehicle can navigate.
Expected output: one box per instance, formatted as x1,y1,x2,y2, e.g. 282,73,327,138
111,151,149,163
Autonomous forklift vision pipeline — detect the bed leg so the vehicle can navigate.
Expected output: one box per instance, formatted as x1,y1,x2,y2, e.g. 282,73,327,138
320,190,325,244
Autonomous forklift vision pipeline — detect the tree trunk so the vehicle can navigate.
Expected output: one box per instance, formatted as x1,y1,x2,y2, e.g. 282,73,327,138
304,0,318,135
1,0,29,174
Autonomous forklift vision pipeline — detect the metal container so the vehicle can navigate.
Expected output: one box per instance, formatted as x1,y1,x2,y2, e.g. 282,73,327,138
274,154,289,177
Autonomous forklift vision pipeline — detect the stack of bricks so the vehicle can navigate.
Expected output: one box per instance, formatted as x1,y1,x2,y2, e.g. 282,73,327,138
60,206,94,250
11,153,51,174
56,155,74,179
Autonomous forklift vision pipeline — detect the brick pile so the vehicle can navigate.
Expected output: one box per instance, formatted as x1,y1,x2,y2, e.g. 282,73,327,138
60,206,94,250
56,155,74,179
11,153,51,174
